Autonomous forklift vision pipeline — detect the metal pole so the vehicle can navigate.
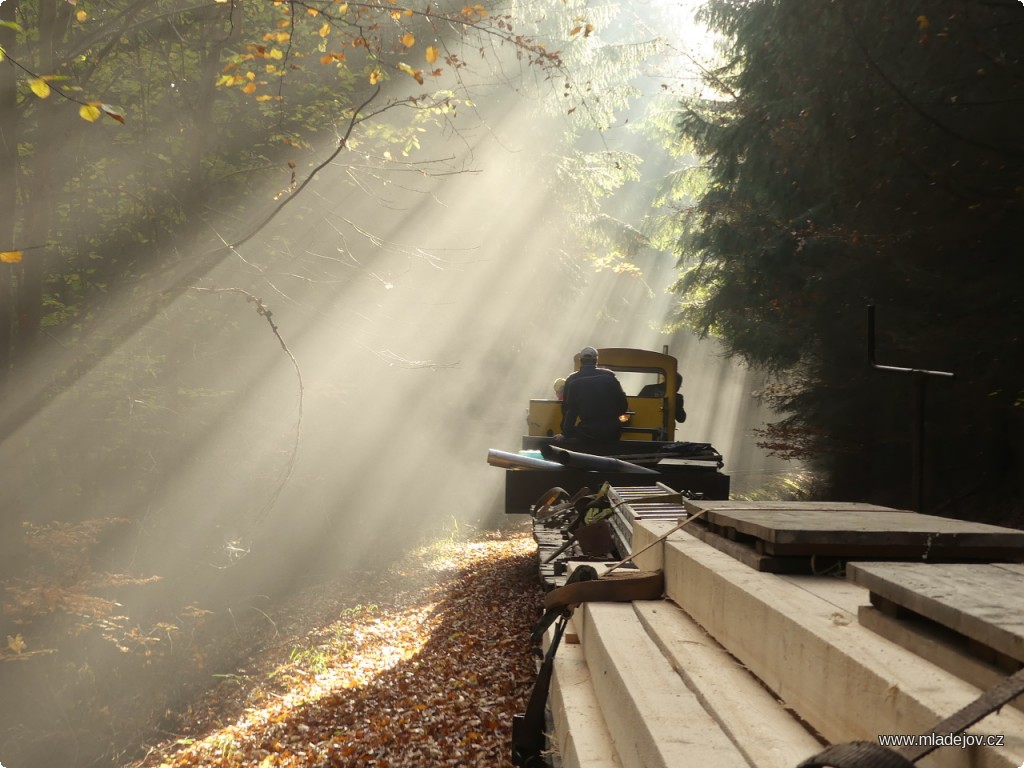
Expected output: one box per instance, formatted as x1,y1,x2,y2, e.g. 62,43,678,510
913,371,926,512
867,305,953,512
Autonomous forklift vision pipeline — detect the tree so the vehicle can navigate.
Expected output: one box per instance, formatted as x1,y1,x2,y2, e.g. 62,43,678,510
0,1,18,388
0,0,570,388
673,0,1024,512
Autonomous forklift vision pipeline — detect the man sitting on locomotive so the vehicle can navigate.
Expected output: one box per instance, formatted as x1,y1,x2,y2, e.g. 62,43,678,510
556,347,629,442
638,371,687,423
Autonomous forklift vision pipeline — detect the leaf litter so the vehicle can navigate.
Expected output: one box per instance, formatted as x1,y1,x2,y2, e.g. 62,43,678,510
129,526,544,768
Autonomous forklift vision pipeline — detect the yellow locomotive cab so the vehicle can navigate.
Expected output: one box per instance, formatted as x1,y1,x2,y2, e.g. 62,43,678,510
527,347,680,442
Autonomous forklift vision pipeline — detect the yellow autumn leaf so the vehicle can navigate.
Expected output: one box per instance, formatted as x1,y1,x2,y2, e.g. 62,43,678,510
319,22,330,38
255,94,274,101
425,46,438,64
461,3,488,18
0,251,24,264
29,78,51,99
76,9,88,22
79,103,102,122
369,69,382,85
306,6,319,15
336,2,348,11
400,32,415,48
269,48,283,60
7,634,26,653
242,82,257,94
397,62,423,85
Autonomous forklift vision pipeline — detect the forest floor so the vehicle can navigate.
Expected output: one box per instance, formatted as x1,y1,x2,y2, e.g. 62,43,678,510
14,491,1017,768
117,523,545,768
0,518,545,768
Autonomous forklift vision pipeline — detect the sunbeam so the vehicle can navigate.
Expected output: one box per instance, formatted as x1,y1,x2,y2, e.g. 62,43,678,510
0,3,792,764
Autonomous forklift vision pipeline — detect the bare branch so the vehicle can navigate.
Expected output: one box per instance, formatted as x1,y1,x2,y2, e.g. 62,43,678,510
190,286,304,555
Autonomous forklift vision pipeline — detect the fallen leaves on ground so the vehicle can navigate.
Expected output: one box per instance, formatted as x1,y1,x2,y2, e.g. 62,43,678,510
130,527,544,768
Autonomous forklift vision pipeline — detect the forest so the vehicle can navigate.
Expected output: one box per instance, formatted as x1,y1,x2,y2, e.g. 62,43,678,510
0,0,1022,765
675,0,1024,516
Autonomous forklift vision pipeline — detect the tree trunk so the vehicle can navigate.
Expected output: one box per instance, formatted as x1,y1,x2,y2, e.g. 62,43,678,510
189,4,240,184
0,0,19,392
15,0,60,364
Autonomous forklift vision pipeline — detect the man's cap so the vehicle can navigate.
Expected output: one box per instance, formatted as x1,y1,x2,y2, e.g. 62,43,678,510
579,346,599,359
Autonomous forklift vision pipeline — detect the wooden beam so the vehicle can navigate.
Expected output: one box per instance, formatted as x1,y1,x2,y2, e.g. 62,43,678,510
579,602,749,768
684,500,905,514
857,605,1024,714
547,620,623,768
653,526,1024,768
848,563,1024,665
687,508,1024,558
634,600,824,768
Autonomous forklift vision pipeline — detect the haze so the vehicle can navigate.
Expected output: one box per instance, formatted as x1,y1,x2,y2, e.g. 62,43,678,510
0,3,792,764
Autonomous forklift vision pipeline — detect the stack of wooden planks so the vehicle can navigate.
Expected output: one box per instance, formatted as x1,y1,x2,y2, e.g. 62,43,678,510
543,493,1024,768
849,561,1024,702
678,499,1024,573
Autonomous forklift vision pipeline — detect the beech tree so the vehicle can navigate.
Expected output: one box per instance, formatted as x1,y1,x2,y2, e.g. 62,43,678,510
0,0,576,395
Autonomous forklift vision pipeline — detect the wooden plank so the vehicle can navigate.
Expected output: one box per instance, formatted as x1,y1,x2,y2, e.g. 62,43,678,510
612,486,673,500
847,562,1024,664
618,505,689,525
634,600,823,768
685,500,903,514
547,623,623,768
694,508,1024,557
624,503,688,514
993,563,1024,577
627,519,678,572
580,603,751,768
779,574,873,615
651,525,1024,768
686,524,814,574
857,605,1024,713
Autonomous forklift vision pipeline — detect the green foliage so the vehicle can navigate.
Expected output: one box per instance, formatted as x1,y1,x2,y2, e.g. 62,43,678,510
672,0,1024,509
0,0,578,379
